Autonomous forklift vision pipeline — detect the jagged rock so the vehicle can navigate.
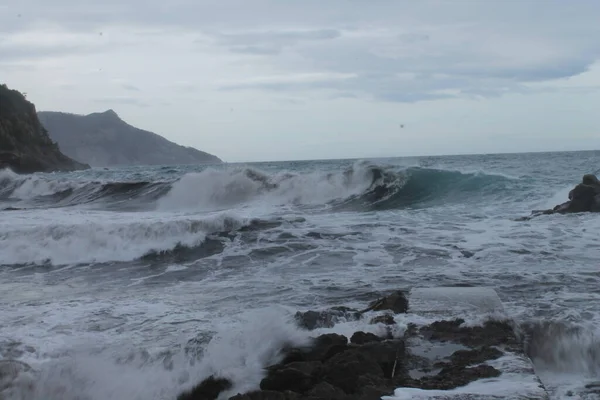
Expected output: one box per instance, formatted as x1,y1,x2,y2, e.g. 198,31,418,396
416,364,501,390
176,376,232,400
369,314,396,325
419,318,519,349
350,331,382,345
305,382,346,399
362,291,408,314
260,367,313,393
0,84,90,173
524,174,600,218
322,350,385,393
280,333,348,364
229,390,300,400
294,307,361,330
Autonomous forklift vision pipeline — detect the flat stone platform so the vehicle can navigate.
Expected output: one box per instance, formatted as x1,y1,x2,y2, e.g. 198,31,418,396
382,287,549,400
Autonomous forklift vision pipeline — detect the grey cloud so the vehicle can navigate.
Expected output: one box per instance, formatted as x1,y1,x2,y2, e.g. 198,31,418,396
212,28,341,55
93,97,149,107
0,43,95,62
3,0,600,103
121,84,141,91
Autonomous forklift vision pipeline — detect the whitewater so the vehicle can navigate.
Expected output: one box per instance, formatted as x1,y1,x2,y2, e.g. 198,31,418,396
1,151,600,399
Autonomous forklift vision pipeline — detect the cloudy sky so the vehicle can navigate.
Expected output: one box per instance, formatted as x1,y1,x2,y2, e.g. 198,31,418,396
1,0,599,162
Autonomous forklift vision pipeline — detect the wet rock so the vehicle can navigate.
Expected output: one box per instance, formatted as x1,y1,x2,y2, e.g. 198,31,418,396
267,361,321,376
280,333,348,364
369,315,395,325
354,340,406,379
420,318,519,349
362,291,408,314
322,350,384,393
526,174,600,217
229,390,300,400
305,382,346,399
446,346,504,367
417,364,501,390
350,331,382,345
260,367,313,393
177,376,232,400
294,307,361,330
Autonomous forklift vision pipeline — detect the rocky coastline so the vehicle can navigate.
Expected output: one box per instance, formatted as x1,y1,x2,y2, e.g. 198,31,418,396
177,290,537,400
521,173,600,220
0,84,90,174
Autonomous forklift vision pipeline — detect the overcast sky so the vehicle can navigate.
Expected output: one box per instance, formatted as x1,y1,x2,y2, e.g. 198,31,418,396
1,0,599,162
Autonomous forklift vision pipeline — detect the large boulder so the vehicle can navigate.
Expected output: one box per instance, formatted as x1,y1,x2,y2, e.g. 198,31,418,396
529,174,600,217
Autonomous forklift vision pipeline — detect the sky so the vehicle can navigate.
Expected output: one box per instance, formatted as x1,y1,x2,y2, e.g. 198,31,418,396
1,0,600,162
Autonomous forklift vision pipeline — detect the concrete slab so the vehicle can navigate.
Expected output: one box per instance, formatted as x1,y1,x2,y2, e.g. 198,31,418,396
397,286,549,400
409,287,505,317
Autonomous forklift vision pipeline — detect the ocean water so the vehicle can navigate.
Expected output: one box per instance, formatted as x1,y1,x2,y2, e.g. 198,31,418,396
1,151,600,400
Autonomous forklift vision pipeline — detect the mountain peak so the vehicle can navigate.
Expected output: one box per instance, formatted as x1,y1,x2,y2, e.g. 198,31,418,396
88,109,121,120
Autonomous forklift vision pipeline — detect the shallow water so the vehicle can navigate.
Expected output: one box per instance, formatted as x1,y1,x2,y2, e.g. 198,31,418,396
1,151,600,399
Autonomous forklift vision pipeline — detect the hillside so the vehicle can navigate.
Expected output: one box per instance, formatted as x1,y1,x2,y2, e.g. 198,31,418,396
0,84,90,174
38,110,222,167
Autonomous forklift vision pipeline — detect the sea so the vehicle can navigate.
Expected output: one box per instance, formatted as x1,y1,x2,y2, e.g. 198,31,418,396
1,150,600,400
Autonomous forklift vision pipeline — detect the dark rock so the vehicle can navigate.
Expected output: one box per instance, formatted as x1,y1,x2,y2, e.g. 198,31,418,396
267,361,322,376
229,391,300,400
350,331,382,345
354,340,406,379
369,315,396,325
420,318,519,349
417,364,501,390
260,367,313,393
323,350,384,393
527,174,600,217
358,384,396,400
0,84,90,173
447,346,504,367
362,291,408,314
295,307,361,330
280,334,348,364
177,376,232,400
305,382,346,399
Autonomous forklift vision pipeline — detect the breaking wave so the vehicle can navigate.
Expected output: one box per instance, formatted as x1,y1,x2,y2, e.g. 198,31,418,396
0,213,250,266
157,162,520,212
1,162,520,212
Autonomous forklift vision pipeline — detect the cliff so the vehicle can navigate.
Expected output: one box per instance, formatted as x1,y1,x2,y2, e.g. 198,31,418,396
0,84,90,174
38,110,222,167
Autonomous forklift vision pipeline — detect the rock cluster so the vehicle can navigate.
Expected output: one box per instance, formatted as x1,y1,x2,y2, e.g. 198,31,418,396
522,174,600,219
177,291,517,400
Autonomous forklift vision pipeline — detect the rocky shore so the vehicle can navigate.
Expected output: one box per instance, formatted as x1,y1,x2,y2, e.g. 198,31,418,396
0,84,89,174
177,290,537,400
521,173,600,220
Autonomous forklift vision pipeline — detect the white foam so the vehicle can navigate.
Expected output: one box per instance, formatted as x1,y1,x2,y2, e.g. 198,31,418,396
156,161,377,211
0,209,246,265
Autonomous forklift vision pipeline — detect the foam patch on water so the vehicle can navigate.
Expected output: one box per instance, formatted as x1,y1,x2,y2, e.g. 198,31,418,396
0,209,246,265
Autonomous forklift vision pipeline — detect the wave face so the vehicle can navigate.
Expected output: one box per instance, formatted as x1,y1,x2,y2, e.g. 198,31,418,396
1,162,522,212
